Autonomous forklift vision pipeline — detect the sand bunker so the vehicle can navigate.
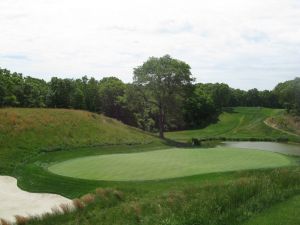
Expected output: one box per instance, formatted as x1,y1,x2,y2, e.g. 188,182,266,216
0,176,73,223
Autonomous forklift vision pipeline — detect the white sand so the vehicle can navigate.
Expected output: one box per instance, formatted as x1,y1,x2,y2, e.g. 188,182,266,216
0,176,73,223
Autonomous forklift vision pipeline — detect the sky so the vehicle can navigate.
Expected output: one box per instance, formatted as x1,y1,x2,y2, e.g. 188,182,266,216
0,0,300,90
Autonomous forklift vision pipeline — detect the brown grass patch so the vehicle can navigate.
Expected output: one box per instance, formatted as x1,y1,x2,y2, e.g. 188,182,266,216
15,215,29,225
81,194,95,205
73,198,85,210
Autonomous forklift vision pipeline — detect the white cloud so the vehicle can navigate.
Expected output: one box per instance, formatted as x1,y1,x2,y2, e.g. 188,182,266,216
0,0,299,89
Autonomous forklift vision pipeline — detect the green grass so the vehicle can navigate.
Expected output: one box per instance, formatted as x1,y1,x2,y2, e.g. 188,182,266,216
244,195,300,225
48,148,293,181
0,107,299,225
0,108,157,174
166,107,300,142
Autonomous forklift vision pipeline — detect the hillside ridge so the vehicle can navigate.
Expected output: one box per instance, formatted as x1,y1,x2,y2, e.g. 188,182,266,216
0,108,156,174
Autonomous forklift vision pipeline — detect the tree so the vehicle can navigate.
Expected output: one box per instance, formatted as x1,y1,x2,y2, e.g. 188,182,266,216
121,83,155,131
133,55,193,138
228,88,246,107
184,84,218,128
46,77,75,108
274,77,300,114
0,68,23,106
197,83,231,110
259,90,279,108
22,77,48,107
83,77,101,112
246,88,261,107
98,77,126,119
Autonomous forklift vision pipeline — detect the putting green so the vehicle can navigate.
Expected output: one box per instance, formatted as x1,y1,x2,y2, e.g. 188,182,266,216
48,148,292,181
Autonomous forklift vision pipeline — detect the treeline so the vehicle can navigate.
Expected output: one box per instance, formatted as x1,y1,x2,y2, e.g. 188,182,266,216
0,67,299,132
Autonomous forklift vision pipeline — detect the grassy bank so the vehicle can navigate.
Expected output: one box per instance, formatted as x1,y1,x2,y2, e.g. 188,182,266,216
166,107,300,143
0,108,157,174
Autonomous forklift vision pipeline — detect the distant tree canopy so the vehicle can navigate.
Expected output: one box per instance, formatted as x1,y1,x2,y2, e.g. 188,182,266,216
0,60,299,137
274,77,300,114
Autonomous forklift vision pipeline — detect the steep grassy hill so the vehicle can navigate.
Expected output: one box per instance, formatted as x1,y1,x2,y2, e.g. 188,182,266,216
166,107,300,142
0,108,156,174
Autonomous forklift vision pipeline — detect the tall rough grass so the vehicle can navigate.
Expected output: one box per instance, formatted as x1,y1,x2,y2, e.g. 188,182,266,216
23,168,300,225
154,168,300,225
22,188,125,225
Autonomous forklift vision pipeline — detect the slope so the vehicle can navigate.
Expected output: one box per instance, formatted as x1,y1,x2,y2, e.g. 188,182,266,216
166,107,300,142
0,108,156,174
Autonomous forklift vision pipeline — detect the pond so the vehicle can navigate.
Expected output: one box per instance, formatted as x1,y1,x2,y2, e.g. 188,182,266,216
0,176,73,223
220,141,300,156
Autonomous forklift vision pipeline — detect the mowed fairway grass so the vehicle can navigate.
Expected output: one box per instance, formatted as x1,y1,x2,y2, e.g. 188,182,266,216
166,107,300,142
48,148,293,181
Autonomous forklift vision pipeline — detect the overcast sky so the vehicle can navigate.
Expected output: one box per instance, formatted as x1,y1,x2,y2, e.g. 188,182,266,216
0,0,300,90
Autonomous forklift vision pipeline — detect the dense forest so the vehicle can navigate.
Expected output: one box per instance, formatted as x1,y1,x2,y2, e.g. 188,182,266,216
0,56,299,133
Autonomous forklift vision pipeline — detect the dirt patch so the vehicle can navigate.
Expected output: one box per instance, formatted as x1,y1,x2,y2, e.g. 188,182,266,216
265,115,300,137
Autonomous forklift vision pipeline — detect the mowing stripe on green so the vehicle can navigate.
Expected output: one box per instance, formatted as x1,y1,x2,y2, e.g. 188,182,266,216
48,148,292,181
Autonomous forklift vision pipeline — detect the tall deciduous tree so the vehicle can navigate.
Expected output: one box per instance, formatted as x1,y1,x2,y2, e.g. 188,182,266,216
133,55,193,138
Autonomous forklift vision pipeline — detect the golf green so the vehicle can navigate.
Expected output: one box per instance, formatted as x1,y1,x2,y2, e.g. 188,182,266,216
48,148,292,181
